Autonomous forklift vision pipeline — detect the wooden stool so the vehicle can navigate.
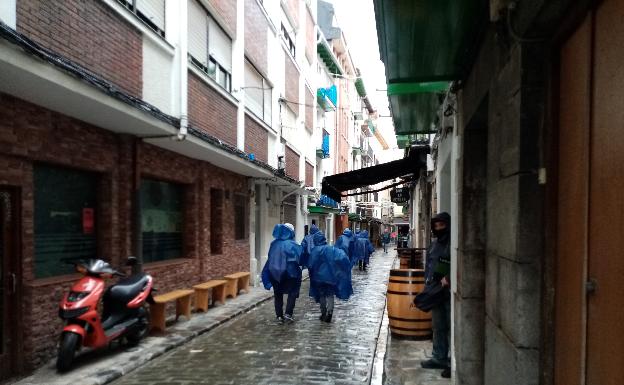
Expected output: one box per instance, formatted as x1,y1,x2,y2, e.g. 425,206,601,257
193,279,228,312
223,272,251,298
150,289,194,332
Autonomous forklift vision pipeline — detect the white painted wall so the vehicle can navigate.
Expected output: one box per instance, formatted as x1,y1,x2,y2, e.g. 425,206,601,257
142,36,175,115
0,0,16,29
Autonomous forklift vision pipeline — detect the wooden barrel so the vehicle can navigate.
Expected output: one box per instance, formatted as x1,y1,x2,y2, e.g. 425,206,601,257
398,249,424,269
386,269,432,340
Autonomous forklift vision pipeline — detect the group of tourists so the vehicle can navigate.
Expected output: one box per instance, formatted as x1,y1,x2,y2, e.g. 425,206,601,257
261,223,375,324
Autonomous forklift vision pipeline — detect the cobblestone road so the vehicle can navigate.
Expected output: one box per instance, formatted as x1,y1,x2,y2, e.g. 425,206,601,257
113,250,395,385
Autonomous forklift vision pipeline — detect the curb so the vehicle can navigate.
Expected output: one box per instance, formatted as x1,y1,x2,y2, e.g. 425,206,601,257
13,290,275,385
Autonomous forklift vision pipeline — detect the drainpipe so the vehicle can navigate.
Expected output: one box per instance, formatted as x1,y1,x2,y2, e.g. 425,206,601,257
177,0,188,141
132,138,143,274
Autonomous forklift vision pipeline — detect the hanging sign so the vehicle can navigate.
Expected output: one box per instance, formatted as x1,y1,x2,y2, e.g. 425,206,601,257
390,187,410,204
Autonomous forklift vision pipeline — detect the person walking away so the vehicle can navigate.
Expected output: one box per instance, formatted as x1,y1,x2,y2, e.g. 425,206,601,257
306,230,353,322
261,223,303,324
382,229,391,253
353,230,374,271
300,223,319,267
335,228,355,265
420,212,452,378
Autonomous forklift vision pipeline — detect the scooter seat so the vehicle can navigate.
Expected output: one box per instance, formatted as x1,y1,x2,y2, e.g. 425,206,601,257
108,274,149,304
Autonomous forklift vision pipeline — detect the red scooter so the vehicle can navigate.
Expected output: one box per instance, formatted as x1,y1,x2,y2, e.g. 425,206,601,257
56,257,154,372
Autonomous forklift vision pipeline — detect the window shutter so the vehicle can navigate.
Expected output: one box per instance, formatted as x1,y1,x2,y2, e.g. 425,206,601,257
188,0,208,65
137,0,165,31
244,61,264,118
208,18,232,71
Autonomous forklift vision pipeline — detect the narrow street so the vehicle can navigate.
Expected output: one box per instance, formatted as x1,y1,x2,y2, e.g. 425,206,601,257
112,250,394,385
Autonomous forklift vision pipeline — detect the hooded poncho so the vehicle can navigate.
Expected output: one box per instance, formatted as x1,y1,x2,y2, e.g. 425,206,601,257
307,231,353,302
300,224,319,268
334,228,355,262
352,230,374,265
261,224,303,295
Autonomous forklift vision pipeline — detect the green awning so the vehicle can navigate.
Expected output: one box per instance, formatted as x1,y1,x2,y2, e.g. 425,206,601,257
373,0,488,135
317,38,343,76
309,205,340,214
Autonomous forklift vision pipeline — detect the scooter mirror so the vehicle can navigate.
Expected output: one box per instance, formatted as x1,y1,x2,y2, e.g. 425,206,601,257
126,256,138,266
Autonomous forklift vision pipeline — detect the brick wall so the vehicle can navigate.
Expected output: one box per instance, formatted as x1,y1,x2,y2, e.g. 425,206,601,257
285,54,300,115
16,0,143,97
188,71,238,146
305,8,315,63
305,87,314,132
285,145,300,181
244,115,269,163
244,0,268,76
207,0,237,36
305,161,314,187
0,92,249,372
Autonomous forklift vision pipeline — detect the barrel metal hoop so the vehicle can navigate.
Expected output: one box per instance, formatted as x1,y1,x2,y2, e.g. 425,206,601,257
389,270,425,277
387,290,419,296
388,315,431,322
389,326,433,332
388,279,425,284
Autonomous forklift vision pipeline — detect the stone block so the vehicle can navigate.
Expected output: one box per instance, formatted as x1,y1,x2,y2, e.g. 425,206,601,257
457,249,485,298
486,175,519,260
455,358,484,385
485,254,500,325
484,318,539,385
498,258,541,348
454,296,485,362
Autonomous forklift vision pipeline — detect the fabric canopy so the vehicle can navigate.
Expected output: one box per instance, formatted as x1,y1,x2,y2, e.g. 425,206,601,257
322,145,429,201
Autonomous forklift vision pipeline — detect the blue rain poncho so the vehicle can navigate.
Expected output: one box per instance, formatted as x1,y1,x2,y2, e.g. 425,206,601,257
335,228,355,264
261,224,303,295
352,230,374,264
300,224,319,268
307,231,353,302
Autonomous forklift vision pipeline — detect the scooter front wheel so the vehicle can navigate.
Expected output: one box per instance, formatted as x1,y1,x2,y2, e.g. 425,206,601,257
56,332,80,372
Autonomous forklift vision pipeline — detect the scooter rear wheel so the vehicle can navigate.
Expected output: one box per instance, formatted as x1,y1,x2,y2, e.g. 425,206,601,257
56,332,80,372
126,306,150,346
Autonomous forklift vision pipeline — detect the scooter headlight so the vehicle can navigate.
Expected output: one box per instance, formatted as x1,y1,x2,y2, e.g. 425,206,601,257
67,291,90,302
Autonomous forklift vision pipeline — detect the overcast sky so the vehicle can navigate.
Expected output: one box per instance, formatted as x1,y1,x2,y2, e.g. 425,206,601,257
331,0,402,161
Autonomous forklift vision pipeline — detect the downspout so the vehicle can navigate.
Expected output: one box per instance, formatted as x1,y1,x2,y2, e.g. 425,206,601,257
177,0,188,141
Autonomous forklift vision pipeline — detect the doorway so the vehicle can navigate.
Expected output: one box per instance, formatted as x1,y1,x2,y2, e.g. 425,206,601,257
555,2,624,383
0,188,21,380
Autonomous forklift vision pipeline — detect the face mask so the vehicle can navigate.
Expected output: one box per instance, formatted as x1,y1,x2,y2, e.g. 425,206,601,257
432,228,448,238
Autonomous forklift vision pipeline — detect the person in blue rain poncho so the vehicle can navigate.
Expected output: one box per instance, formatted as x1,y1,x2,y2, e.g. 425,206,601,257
306,230,353,323
300,224,319,268
261,223,303,324
353,230,375,271
334,228,355,265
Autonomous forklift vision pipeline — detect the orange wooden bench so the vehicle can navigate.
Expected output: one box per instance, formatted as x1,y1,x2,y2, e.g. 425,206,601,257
223,272,251,298
193,279,228,312
150,289,194,333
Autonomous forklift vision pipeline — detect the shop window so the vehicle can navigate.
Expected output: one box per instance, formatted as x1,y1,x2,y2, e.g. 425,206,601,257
34,164,98,278
140,179,183,263
234,194,247,240
210,188,223,254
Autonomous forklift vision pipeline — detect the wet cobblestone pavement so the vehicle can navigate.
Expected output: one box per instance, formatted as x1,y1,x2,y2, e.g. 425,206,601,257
112,250,394,385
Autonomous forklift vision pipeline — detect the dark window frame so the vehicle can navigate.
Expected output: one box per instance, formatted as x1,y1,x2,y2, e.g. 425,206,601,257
210,188,224,254
281,23,296,57
117,0,166,38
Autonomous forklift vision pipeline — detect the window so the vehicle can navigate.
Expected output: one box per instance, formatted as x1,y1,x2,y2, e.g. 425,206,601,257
34,164,98,278
140,179,183,263
234,194,248,240
244,60,272,124
210,188,223,254
188,0,233,92
118,0,166,37
281,23,296,57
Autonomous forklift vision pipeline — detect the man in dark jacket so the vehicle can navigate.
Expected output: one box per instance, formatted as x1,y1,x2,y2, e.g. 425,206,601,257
420,212,451,378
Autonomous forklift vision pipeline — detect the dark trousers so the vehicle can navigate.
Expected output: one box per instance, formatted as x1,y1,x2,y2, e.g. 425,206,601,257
274,293,297,317
431,299,451,365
